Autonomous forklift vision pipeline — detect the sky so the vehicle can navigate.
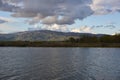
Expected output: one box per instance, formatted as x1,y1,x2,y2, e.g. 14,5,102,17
0,0,120,34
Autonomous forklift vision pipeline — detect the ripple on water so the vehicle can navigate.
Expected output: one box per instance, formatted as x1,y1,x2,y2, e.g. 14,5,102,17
0,48,120,80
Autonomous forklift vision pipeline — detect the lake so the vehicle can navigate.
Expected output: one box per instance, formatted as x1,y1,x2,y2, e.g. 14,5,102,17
0,48,120,80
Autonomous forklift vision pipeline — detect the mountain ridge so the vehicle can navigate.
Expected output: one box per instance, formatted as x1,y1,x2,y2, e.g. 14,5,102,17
0,30,106,41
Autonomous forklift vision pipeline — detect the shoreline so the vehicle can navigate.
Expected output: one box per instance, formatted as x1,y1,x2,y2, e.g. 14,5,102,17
0,41,120,47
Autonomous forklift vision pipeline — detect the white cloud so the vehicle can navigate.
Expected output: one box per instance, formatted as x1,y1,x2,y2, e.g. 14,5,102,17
28,24,69,32
71,26,94,33
45,24,69,32
91,0,120,14
29,25,94,33
71,28,81,33
0,16,14,23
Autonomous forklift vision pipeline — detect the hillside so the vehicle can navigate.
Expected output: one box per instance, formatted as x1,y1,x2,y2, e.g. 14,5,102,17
0,30,105,41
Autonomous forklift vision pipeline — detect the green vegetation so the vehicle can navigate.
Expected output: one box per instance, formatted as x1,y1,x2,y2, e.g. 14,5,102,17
0,34,120,47
66,33,120,43
0,41,120,47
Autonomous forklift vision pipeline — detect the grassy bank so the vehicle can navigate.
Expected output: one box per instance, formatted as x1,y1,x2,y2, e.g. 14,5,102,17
0,41,120,47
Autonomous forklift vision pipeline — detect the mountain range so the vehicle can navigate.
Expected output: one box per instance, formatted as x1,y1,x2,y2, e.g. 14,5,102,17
0,30,106,41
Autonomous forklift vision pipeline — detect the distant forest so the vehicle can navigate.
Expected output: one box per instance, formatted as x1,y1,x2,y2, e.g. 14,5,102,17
66,34,120,43
0,34,120,47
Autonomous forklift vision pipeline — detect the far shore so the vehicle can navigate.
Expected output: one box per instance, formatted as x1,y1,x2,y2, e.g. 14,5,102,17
0,41,120,47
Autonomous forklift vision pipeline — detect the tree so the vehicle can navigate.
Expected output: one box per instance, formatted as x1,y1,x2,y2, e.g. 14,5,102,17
68,37,76,43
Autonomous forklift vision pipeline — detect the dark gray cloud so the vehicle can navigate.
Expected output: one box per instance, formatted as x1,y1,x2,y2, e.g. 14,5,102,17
0,0,3,7
11,0,94,25
92,24,116,29
0,19,6,23
0,0,19,12
0,0,120,25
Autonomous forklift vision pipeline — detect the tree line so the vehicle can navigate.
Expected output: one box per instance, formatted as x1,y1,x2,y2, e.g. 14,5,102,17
66,34,120,43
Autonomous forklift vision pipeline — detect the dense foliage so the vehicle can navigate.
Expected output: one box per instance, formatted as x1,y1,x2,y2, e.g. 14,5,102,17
0,34,119,47
67,34,120,43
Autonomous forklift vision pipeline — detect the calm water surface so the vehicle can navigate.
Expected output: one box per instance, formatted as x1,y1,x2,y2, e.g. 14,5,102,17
0,48,120,80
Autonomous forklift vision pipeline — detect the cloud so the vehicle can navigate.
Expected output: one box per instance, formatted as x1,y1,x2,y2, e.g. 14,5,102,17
91,0,120,14
28,24,69,32
0,0,19,12
0,16,15,23
91,24,116,29
0,19,6,23
71,26,94,33
8,0,93,25
28,24,94,33
0,0,2,6
0,0,120,26
44,24,69,32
